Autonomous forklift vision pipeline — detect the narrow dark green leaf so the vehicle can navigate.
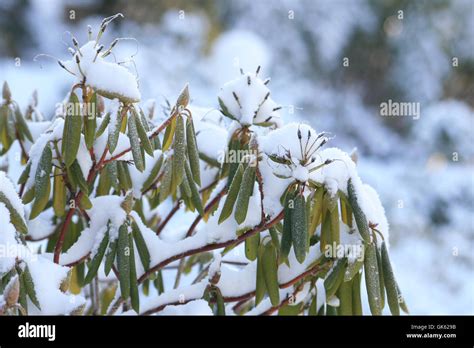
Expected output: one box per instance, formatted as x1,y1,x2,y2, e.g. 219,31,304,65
14,104,33,142
364,243,382,315
128,233,139,313
104,239,117,277
23,265,41,310
262,241,280,306
255,243,266,306
133,109,153,156
324,259,346,300
30,145,52,219
127,112,145,172
132,221,150,270
281,189,295,263
117,224,130,299
245,233,259,261
185,161,204,215
347,178,370,243
186,118,201,185
352,271,363,315
337,279,353,315
172,115,186,186
84,230,109,284
291,193,308,264
83,93,97,149
62,92,82,167
218,163,243,224
381,242,400,315
234,165,256,224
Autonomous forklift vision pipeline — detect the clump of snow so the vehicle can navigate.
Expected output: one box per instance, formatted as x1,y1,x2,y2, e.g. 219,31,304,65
218,72,281,126
62,41,140,103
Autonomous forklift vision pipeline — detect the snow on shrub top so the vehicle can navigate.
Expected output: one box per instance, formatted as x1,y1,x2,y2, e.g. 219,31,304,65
62,40,141,104
218,70,281,127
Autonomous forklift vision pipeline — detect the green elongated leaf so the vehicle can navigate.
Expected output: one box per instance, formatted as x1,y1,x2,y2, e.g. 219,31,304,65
106,161,118,191
0,104,12,151
104,239,117,277
180,171,192,198
269,227,280,250
364,243,382,315
62,92,82,167
75,262,85,288
128,233,139,313
79,193,93,210
214,288,225,316
218,97,237,121
291,193,308,264
245,233,259,261
84,230,109,284
281,189,296,264
0,191,27,234
17,162,31,185
309,293,317,316
324,259,346,300
381,242,400,316
218,163,244,224
23,265,41,310
117,161,132,191
132,221,150,270
262,241,280,306
328,195,340,247
133,109,153,156
19,271,28,313
352,271,363,315
127,113,145,172
337,279,353,315
339,191,353,228
30,145,52,219
139,109,150,131
52,167,66,217
185,161,204,216
226,137,242,187
154,270,164,295
6,107,16,140
162,117,176,151
96,112,110,138
83,93,97,149
396,283,409,314
117,224,130,300
108,108,122,153
186,118,201,186
320,210,331,254
158,159,172,203
14,104,33,142
22,186,35,204
141,154,163,192
376,246,385,309
309,186,324,235
347,178,370,243
344,258,364,282
234,165,256,224
255,243,267,306
70,160,88,194
172,115,186,186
